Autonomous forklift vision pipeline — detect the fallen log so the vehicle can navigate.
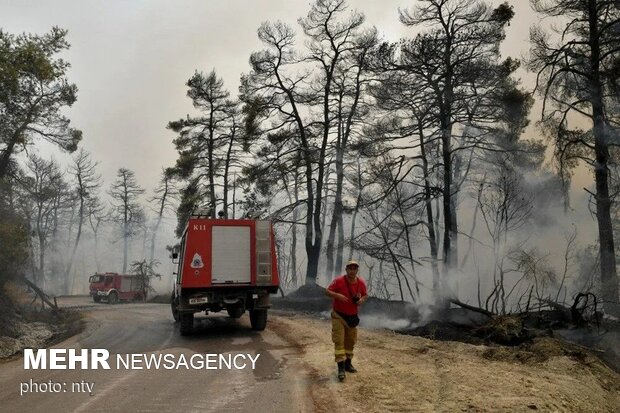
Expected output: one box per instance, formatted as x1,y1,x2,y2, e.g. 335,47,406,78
541,293,600,327
449,299,494,318
22,277,60,313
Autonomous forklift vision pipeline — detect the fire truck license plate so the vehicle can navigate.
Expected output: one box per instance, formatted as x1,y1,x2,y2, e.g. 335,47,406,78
189,297,208,305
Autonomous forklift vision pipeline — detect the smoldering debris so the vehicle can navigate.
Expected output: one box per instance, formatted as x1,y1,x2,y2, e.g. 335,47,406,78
275,284,620,372
555,326,620,374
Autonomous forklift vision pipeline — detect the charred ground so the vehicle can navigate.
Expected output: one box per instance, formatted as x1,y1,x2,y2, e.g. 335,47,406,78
273,284,620,374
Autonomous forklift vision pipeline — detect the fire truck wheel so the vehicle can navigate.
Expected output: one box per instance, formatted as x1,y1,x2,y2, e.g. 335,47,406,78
180,312,193,335
108,291,119,305
171,293,180,322
227,306,244,319
250,309,268,331
93,296,101,303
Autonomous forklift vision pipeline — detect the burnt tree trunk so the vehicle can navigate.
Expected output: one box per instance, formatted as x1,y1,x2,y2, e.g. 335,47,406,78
419,124,440,291
588,0,619,313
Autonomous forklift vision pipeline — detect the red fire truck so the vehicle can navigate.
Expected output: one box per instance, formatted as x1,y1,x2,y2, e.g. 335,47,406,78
170,216,279,335
88,272,146,303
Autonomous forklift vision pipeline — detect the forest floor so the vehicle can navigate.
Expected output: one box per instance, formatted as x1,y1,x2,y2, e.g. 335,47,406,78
269,312,620,413
272,284,619,412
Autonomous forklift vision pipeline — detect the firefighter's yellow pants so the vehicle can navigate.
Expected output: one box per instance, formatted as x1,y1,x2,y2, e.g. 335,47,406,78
331,311,357,363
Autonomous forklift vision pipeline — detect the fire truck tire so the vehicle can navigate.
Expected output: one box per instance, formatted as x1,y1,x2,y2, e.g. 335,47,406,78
93,296,101,303
180,312,193,335
227,306,244,319
171,293,180,322
108,291,118,305
250,309,268,331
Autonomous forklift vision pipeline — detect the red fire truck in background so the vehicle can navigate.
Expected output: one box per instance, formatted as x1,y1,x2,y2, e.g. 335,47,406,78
88,273,146,303
170,216,279,335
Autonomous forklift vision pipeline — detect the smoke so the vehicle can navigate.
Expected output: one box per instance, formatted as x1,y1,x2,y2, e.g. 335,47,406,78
360,314,414,330
33,216,178,297
318,310,415,330
319,300,464,332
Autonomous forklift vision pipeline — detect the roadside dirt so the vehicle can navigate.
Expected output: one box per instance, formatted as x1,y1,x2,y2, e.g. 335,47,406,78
269,312,620,413
0,287,84,360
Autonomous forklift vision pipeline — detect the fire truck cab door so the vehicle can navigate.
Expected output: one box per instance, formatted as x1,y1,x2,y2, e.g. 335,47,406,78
120,276,132,293
211,226,251,284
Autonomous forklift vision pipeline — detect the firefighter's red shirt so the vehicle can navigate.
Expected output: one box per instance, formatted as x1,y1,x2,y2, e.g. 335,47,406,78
327,275,368,316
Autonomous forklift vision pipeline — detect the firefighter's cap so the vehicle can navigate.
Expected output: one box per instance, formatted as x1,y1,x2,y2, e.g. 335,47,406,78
346,260,359,269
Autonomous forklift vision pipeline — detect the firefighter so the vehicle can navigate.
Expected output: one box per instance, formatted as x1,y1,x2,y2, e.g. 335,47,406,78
325,259,368,381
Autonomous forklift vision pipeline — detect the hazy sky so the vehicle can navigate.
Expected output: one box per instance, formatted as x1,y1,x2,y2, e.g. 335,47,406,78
2,0,546,193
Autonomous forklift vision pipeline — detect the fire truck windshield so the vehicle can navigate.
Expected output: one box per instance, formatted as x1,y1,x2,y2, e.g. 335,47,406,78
89,275,103,283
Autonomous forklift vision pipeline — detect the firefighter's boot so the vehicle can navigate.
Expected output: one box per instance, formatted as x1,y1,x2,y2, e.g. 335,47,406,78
337,361,346,381
345,358,357,373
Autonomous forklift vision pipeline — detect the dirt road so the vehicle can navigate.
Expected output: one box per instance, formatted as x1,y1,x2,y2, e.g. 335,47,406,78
0,297,312,412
